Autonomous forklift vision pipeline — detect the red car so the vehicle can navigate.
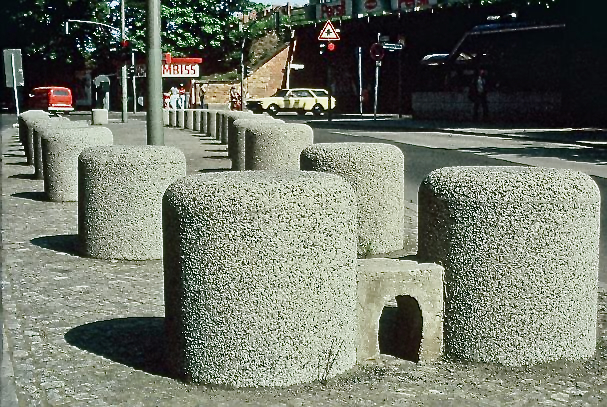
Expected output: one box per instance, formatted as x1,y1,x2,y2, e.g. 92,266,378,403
28,86,74,113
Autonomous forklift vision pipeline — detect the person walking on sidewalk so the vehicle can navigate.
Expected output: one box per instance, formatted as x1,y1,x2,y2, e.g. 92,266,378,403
469,69,489,121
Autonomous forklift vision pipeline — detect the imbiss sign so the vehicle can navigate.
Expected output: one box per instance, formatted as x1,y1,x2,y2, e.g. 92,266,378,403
162,64,199,78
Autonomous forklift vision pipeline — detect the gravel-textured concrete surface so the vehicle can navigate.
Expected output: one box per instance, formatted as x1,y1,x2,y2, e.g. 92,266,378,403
231,117,279,170
417,166,601,366
177,109,185,129
41,126,113,202
221,110,252,146
163,171,358,387
302,143,405,255
2,117,606,406
207,110,218,139
193,109,202,131
78,145,186,260
32,118,89,180
185,109,194,129
18,110,48,165
245,123,314,170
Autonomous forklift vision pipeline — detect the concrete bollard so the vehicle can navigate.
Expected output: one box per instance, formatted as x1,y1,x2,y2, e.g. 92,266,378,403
79,146,186,260
91,109,109,125
301,143,405,255
176,109,185,129
193,110,202,132
18,110,49,165
231,117,279,171
417,166,600,366
163,109,170,126
169,109,177,127
41,127,113,202
201,109,209,135
245,123,313,171
163,171,358,387
32,118,89,180
185,109,195,130
206,110,218,139
221,111,252,146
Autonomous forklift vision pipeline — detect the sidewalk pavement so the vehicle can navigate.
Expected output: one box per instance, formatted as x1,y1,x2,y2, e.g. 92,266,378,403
2,116,606,406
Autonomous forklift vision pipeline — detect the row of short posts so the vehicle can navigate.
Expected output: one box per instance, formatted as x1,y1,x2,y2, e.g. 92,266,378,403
18,109,601,387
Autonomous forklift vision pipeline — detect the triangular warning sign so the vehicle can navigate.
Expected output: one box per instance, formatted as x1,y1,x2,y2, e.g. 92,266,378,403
318,20,340,41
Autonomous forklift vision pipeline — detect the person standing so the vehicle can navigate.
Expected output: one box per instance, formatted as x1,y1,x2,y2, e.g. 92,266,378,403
470,69,489,121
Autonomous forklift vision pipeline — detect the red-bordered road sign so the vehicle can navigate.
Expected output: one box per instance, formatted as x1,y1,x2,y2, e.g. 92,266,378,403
370,43,384,61
318,20,340,41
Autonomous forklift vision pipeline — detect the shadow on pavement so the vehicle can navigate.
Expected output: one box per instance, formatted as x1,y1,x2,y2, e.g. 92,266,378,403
65,317,171,377
12,191,47,200
31,234,79,256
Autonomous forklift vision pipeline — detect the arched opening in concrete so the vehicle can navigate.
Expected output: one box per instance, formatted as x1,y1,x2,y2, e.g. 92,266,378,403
378,295,423,362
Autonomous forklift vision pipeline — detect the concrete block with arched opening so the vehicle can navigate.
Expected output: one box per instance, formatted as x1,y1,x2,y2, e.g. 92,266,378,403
357,258,444,363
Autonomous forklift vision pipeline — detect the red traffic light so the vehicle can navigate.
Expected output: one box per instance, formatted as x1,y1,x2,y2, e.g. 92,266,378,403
327,42,336,51
121,40,130,48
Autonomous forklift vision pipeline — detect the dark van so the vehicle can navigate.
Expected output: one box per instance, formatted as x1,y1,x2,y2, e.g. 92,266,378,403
28,86,74,113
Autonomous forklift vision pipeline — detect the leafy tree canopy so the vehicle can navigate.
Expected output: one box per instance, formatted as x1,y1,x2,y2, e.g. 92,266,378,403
0,0,270,82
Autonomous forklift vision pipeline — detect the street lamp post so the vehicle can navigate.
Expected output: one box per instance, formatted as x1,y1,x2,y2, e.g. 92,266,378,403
146,0,163,145
121,0,128,123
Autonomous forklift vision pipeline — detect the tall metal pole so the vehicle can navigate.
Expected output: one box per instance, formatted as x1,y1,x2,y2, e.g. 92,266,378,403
131,51,136,114
146,0,164,145
357,47,362,115
11,54,20,116
398,48,402,118
121,0,128,122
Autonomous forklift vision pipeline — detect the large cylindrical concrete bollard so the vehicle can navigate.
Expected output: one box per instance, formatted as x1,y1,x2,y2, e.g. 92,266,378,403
185,109,195,129
163,171,358,387
301,143,405,255
19,110,49,165
32,118,89,180
163,109,170,126
41,127,113,202
91,109,109,125
417,166,600,366
231,117,279,171
79,146,186,260
222,111,252,146
169,109,177,127
176,109,185,129
245,123,313,171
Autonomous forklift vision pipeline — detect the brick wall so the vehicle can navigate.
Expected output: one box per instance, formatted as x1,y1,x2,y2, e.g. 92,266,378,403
201,44,290,105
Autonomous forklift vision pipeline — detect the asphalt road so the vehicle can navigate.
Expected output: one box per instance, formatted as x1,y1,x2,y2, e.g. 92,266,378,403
299,120,607,286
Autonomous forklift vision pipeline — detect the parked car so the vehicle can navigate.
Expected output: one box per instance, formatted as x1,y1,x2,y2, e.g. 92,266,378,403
246,88,336,116
28,86,74,113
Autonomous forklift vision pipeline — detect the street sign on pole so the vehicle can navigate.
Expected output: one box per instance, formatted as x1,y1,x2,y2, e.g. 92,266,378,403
3,49,24,115
318,20,340,41
3,49,24,87
381,42,404,51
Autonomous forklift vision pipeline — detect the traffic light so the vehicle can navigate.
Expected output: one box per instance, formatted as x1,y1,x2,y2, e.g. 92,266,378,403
320,42,336,55
117,40,132,63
